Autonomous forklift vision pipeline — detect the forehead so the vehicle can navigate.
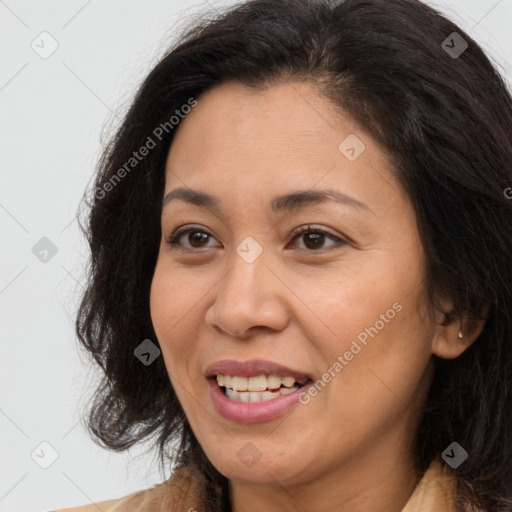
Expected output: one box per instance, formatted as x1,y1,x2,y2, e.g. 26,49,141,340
167,81,352,164
163,80,406,218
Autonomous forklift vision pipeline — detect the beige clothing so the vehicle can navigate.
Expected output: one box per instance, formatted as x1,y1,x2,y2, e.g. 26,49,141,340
52,458,457,512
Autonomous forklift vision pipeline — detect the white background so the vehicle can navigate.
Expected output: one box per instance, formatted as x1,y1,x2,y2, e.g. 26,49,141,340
1,1,511,510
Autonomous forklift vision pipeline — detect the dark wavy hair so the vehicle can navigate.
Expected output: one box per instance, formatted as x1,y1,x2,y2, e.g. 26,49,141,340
75,0,512,510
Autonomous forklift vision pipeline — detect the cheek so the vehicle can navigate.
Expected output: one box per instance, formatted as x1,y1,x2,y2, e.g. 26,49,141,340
149,259,214,395
150,261,203,345
294,254,432,415
286,262,400,361
149,263,193,373
149,265,199,411
319,292,432,432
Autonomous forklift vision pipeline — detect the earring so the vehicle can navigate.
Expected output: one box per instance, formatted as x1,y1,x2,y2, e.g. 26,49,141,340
458,331,463,339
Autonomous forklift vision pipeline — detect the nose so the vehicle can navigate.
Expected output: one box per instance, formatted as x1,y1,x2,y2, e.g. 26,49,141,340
204,247,290,339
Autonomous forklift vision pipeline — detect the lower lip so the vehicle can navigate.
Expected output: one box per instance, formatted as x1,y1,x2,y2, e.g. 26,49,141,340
207,378,312,424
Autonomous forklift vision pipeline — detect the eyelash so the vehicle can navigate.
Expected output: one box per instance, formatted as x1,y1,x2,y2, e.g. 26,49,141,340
165,224,348,252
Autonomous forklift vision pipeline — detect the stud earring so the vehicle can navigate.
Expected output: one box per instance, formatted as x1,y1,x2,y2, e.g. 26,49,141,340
458,331,463,339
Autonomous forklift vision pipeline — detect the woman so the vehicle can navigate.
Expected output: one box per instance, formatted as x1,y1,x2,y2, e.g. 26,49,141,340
54,0,512,510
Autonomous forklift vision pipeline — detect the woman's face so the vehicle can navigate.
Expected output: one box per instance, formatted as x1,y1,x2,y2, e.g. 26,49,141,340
150,80,439,486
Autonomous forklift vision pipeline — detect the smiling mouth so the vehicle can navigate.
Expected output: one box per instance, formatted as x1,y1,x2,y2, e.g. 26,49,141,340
214,374,312,403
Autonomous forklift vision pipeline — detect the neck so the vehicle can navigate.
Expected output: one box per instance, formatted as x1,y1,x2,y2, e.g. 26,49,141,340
227,434,422,512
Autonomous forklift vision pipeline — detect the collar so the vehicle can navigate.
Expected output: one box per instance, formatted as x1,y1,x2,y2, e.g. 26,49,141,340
79,457,456,512
401,458,457,511
164,456,457,512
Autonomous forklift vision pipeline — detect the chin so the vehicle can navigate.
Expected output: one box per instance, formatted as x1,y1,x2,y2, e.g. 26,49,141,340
203,439,313,485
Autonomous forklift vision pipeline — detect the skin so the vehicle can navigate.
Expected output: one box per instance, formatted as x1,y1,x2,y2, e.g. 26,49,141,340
149,80,485,512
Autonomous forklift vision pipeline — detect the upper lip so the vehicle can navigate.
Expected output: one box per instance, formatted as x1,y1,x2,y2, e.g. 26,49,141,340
206,359,312,380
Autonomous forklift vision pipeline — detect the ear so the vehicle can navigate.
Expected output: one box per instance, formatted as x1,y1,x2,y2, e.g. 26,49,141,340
431,299,489,360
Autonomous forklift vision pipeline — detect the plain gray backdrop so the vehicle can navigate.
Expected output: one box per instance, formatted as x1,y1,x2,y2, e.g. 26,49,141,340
1,0,511,510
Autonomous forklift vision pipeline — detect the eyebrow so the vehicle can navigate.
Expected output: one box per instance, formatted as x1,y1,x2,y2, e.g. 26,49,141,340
162,187,372,214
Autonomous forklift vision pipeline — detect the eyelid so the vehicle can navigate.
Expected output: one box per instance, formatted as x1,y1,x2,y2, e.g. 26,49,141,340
288,224,348,250
165,223,348,251
289,224,344,241
166,224,220,247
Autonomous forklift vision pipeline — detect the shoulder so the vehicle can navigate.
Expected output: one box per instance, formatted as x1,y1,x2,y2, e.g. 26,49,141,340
50,480,172,512
50,464,210,512
51,496,123,512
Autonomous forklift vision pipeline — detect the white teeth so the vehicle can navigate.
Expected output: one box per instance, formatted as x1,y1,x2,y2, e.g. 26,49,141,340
238,390,250,402
224,384,301,402
231,376,248,391
215,374,309,398
266,375,282,389
280,385,298,395
282,376,296,388
248,375,267,392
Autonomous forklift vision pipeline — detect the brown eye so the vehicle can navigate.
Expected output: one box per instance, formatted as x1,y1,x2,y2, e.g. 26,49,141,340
187,231,210,248
166,227,220,250
302,232,325,250
289,226,347,251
